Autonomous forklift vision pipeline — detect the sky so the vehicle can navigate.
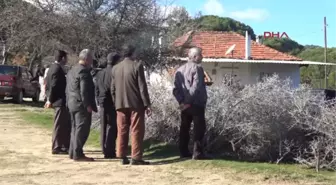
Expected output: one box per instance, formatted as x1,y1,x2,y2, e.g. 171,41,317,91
164,0,336,47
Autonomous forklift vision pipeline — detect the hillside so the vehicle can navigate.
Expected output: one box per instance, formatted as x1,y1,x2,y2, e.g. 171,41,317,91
195,15,256,40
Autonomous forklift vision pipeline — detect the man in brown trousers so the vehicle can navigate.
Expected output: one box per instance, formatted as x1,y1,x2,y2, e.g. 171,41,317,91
111,45,151,165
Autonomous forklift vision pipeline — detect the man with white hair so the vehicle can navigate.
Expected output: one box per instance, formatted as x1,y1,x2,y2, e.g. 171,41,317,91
66,49,97,161
173,47,208,160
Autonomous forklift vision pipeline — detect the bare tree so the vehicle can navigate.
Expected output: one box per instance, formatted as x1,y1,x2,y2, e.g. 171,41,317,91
0,0,170,67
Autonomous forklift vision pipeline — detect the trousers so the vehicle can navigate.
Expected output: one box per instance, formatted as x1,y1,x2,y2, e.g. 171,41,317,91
179,105,206,156
99,106,117,157
52,106,71,150
116,108,145,160
69,109,92,159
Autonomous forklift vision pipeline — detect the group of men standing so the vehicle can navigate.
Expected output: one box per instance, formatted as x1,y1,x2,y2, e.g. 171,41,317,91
44,45,208,165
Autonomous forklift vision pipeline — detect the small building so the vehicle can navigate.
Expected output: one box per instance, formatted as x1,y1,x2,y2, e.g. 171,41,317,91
170,31,334,88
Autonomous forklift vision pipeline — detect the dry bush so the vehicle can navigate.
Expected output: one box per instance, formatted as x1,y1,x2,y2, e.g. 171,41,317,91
145,74,336,171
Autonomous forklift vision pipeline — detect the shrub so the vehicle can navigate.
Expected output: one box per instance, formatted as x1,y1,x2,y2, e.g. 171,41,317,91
145,74,336,171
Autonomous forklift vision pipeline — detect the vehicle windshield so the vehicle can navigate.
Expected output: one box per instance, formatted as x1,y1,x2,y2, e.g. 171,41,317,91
0,66,18,75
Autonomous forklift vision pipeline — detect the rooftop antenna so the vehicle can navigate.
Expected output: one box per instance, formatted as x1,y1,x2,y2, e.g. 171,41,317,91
225,44,236,57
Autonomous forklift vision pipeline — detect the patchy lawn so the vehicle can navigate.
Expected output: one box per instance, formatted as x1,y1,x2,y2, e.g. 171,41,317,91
10,103,335,185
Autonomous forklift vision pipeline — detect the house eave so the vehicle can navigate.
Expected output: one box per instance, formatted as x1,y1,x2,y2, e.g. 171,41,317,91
169,57,336,66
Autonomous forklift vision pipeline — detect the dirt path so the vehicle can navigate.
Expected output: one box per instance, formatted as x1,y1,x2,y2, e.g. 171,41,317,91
0,104,326,185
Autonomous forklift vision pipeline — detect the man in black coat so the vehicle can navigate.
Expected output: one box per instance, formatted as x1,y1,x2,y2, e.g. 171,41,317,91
95,52,120,158
45,50,71,155
66,49,97,161
91,59,99,86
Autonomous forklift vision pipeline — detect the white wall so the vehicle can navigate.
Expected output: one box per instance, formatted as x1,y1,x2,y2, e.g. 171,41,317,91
202,62,250,85
202,62,300,88
250,63,300,88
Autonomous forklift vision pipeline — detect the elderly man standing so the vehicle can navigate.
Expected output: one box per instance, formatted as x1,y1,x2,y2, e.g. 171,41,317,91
95,52,120,159
173,47,208,160
45,50,71,155
67,49,97,161
111,45,151,165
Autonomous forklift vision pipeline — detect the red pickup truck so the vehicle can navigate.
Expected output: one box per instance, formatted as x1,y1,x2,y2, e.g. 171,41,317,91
0,65,40,104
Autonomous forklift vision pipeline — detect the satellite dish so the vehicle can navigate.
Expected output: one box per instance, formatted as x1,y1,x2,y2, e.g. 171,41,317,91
225,44,236,56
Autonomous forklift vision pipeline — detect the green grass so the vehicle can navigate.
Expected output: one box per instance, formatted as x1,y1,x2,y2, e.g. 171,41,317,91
19,109,102,148
15,108,336,184
20,111,54,129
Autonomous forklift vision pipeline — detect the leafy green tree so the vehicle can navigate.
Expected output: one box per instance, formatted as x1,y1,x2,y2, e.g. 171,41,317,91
195,15,256,40
299,47,336,89
263,38,304,56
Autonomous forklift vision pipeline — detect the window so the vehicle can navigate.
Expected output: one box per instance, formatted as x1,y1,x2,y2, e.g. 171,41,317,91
0,66,18,75
211,69,217,75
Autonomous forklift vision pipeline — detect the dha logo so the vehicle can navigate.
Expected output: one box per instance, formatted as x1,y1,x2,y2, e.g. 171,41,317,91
263,32,289,39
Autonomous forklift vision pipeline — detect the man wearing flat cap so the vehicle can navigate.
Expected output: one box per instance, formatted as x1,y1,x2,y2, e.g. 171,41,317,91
95,52,121,158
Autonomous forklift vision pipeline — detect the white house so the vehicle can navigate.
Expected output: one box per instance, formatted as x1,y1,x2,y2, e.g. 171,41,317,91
169,31,335,88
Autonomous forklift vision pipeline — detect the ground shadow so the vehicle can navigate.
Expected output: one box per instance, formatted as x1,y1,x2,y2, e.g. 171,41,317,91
0,98,45,108
22,100,45,108
139,140,190,165
149,158,189,165
124,140,220,165
92,158,120,162
84,150,102,154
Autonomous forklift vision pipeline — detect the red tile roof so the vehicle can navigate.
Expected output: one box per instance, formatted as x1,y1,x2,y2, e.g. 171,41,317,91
172,31,302,61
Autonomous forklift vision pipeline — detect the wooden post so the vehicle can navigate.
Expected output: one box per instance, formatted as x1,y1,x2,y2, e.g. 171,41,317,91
324,17,328,89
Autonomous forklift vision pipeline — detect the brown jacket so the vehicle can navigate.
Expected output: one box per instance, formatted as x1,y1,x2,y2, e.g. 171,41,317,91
111,58,151,110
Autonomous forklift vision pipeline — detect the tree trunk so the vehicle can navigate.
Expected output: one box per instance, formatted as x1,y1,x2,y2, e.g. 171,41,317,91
1,44,5,65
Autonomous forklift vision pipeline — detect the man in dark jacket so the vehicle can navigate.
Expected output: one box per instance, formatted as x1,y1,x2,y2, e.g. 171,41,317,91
91,59,103,104
91,59,100,86
45,50,71,155
66,49,97,161
111,45,151,165
173,47,208,160
95,52,120,159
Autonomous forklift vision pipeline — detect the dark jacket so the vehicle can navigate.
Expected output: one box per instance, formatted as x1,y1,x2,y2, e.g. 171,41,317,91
95,65,114,107
66,64,97,113
45,63,67,107
91,68,101,87
111,58,151,110
173,61,207,108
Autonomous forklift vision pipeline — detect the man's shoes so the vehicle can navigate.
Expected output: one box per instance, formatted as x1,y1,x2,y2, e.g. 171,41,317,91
74,156,94,162
120,157,130,165
130,159,150,165
104,154,116,159
52,149,69,155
